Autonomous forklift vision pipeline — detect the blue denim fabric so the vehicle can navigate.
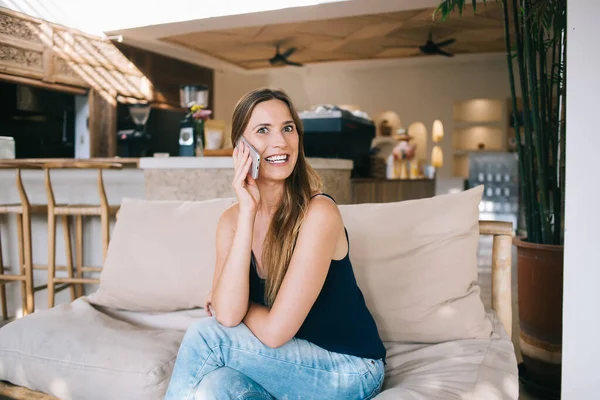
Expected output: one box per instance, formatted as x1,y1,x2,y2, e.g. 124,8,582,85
165,317,385,400
195,367,275,400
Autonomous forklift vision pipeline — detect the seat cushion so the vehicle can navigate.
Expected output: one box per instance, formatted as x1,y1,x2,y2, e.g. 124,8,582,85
374,312,519,400
0,298,185,400
338,185,493,343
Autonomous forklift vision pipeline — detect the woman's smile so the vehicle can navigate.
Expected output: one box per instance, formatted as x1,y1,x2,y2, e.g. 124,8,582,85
264,153,290,166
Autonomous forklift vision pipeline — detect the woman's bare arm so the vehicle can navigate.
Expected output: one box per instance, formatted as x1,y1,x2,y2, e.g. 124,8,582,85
243,196,343,347
211,205,255,327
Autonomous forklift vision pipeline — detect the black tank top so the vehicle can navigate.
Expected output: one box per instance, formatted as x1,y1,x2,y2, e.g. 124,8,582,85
249,193,386,362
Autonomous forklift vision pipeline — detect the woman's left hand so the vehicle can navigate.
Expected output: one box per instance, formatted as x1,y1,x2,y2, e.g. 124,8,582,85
204,291,213,316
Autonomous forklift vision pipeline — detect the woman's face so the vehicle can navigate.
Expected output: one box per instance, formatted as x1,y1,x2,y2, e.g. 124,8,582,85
242,99,299,181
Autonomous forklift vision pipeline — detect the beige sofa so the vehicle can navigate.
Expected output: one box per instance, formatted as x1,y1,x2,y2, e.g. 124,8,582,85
0,186,519,399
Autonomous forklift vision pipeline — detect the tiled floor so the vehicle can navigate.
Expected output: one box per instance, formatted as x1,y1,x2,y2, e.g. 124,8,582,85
477,236,544,400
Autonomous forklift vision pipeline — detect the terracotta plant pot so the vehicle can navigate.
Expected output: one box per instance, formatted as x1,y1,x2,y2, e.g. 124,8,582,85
514,237,563,399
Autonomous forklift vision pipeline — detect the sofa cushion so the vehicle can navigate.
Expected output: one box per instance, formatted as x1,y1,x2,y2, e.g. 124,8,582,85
0,298,184,400
339,185,493,342
88,197,236,312
373,312,519,399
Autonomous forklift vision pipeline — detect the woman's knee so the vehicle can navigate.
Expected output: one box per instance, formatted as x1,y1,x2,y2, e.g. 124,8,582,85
187,316,219,332
178,317,218,351
184,316,221,337
180,317,261,360
194,367,273,400
182,317,248,346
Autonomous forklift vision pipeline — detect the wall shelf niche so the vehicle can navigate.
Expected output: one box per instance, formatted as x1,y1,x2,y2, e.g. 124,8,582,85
452,98,508,178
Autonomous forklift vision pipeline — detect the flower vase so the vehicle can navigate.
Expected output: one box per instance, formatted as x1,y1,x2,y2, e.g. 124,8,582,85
194,119,205,157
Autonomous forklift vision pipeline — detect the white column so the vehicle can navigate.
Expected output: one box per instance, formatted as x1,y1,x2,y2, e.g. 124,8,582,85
562,1,600,398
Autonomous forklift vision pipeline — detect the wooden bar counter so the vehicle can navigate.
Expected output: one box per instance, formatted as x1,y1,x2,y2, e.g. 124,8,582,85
0,158,141,168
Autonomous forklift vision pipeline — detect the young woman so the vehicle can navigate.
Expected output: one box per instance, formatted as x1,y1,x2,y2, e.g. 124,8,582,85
165,88,386,400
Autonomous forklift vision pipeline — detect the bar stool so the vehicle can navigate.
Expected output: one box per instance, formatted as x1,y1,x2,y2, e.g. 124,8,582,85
44,161,122,308
0,162,46,320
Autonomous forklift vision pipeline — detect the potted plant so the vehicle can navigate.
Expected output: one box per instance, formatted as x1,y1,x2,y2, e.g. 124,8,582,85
435,1,566,398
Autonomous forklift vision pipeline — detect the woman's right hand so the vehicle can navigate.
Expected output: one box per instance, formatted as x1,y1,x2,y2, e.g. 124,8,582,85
232,140,260,216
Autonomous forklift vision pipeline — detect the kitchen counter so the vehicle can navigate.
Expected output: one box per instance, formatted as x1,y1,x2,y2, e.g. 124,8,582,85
138,156,352,170
140,157,354,204
0,158,141,168
0,156,352,170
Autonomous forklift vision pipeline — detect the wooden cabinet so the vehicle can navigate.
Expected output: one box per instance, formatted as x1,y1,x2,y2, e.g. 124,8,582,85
351,179,436,204
115,43,214,111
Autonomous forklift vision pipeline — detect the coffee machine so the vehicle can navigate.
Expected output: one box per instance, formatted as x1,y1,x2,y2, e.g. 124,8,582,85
117,103,151,157
178,84,209,157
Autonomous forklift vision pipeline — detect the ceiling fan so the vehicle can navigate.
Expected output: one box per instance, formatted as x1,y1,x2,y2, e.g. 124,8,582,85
272,44,304,66
245,44,304,67
385,32,456,57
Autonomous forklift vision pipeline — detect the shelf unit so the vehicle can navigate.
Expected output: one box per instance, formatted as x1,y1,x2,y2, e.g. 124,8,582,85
452,98,509,178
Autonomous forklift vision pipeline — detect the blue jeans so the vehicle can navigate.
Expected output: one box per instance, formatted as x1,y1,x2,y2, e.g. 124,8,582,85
164,317,385,399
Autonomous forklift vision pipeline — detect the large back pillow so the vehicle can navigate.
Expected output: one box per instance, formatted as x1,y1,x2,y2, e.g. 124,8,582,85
89,197,236,312
339,185,493,342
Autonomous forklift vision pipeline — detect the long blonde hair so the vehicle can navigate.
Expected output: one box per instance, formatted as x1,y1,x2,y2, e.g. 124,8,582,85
231,88,322,306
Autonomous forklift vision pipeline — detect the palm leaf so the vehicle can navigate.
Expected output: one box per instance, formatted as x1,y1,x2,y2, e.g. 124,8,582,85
433,0,487,21
435,0,567,245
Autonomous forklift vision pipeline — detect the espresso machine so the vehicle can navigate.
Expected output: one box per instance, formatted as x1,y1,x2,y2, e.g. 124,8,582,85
178,84,209,157
299,107,375,177
116,103,151,157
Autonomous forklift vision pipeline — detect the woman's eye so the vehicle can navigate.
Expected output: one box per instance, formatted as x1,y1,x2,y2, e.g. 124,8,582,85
257,127,268,134
283,125,294,132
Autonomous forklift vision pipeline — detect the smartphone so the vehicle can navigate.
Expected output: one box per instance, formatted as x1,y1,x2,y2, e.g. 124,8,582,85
237,136,260,179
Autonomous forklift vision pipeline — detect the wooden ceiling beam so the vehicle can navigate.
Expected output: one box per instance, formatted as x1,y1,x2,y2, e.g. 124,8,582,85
159,4,506,69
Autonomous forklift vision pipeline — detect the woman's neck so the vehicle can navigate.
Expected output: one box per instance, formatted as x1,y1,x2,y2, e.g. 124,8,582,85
256,180,284,217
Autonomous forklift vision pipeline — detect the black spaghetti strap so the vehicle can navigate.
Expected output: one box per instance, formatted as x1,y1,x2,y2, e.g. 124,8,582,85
311,192,348,252
310,192,336,203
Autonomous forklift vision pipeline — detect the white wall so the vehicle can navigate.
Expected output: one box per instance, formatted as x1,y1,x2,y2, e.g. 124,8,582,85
561,1,600,398
215,54,512,190
214,70,270,147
